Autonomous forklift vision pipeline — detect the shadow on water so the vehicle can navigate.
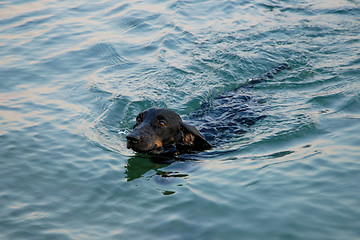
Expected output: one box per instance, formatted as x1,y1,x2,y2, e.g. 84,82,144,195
125,154,196,182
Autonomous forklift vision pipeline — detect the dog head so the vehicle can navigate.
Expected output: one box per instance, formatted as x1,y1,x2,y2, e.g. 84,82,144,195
126,107,211,155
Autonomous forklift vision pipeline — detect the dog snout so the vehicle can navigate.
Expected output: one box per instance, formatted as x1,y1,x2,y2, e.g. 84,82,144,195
126,132,140,148
126,135,139,144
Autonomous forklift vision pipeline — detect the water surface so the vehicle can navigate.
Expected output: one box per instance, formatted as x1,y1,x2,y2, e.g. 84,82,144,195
1,0,360,239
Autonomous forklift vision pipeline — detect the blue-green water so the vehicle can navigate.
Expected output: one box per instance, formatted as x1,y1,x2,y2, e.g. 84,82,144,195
1,0,360,239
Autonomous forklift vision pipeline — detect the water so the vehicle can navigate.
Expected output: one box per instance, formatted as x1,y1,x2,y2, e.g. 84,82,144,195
1,0,360,239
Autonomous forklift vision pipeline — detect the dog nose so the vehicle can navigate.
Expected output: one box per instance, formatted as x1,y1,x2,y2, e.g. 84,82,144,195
126,135,140,145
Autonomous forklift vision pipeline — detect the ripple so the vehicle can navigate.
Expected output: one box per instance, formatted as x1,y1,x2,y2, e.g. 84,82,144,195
1,0,360,240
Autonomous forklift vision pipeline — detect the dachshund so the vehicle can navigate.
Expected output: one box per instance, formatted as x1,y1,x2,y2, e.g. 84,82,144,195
126,64,289,155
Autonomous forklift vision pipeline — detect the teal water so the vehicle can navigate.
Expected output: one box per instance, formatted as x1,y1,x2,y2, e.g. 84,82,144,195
1,0,360,239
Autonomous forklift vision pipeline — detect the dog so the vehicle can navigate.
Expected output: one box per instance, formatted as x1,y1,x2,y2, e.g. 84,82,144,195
126,64,289,155
126,107,211,155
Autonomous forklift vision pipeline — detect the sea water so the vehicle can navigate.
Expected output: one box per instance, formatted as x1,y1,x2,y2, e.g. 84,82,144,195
1,0,360,239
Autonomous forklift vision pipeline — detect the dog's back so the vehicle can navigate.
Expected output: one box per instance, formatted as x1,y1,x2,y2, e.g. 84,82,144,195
187,63,289,146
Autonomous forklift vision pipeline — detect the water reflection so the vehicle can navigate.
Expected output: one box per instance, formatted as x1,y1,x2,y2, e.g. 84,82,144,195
125,154,194,182
125,154,172,181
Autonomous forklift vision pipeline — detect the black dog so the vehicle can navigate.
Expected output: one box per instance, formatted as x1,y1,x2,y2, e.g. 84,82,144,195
126,107,211,155
126,64,289,155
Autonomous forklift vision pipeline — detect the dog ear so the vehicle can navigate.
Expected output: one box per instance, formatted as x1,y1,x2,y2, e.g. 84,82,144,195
180,122,211,150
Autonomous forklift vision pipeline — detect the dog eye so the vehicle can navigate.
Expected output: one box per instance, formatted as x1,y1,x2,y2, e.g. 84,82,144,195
136,116,142,123
158,120,167,127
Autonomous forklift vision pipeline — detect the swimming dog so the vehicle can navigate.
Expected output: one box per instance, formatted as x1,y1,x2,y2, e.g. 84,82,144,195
126,64,289,155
